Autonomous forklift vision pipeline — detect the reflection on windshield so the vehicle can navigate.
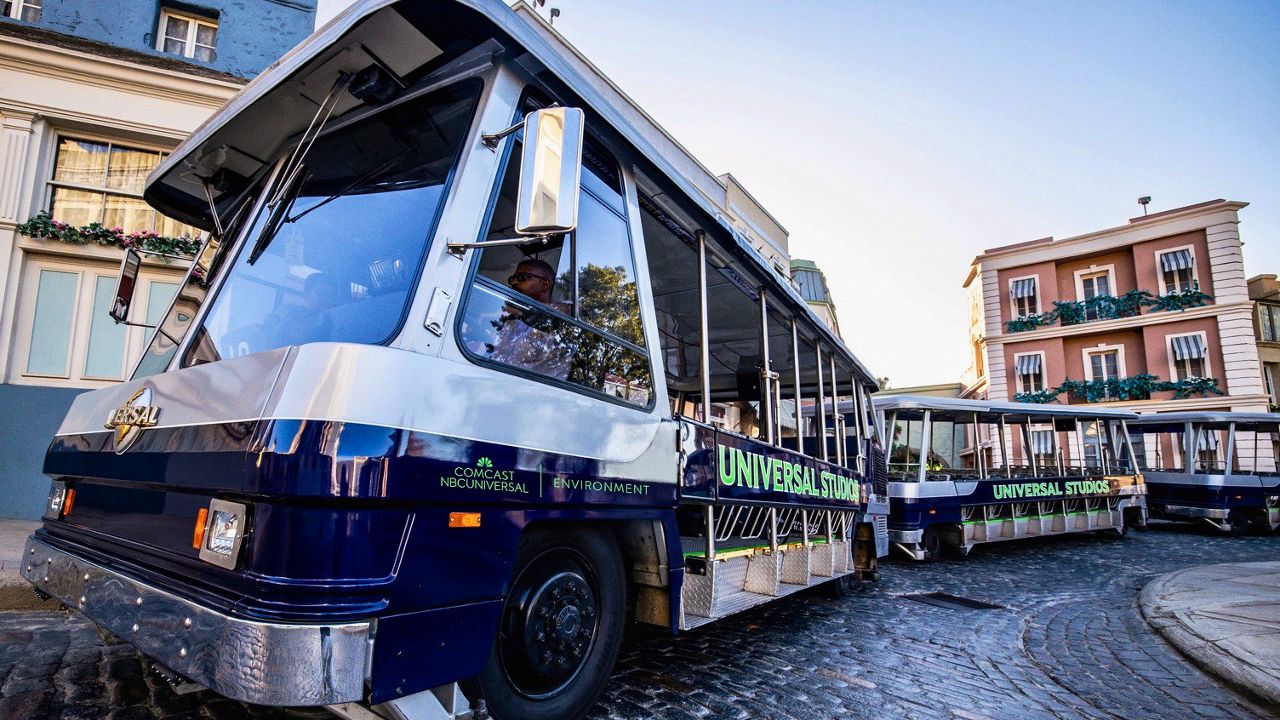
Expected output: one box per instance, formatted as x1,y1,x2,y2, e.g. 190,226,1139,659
182,82,480,366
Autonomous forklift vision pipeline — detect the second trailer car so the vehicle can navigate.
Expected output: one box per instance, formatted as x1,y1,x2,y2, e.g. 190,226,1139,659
874,395,1148,560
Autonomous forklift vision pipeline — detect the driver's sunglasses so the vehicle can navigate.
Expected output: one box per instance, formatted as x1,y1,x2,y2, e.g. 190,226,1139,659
508,271,550,285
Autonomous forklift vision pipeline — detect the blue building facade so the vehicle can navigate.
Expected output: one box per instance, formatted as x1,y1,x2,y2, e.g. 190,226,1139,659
1,0,315,78
0,0,315,518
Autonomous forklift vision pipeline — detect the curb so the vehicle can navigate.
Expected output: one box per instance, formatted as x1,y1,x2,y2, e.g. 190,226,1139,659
1139,567,1280,709
0,576,58,611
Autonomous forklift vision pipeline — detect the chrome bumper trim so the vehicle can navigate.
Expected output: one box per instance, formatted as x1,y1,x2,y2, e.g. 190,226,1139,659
1159,505,1229,520
888,529,923,543
21,535,370,706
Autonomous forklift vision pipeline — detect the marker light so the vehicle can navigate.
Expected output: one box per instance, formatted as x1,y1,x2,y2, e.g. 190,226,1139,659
192,508,209,549
198,499,248,570
43,482,68,520
207,510,240,555
449,512,482,528
62,488,76,517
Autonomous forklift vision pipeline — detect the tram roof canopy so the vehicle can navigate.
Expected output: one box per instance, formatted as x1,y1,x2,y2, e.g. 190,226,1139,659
871,395,1140,423
1127,411,1280,432
143,0,875,384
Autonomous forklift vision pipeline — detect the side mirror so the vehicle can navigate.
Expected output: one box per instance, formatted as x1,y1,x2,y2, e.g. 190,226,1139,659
515,107,585,236
110,248,141,323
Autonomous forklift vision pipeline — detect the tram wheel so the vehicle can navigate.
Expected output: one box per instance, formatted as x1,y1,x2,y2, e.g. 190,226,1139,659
1227,509,1252,537
921,526,943,562
476,526,624,720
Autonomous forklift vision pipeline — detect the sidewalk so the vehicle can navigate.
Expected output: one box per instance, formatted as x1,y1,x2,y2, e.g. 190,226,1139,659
0,518,54,610
1140,561,1280,708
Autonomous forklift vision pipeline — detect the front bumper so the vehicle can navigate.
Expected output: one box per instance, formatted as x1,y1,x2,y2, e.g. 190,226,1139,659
21,535,370,706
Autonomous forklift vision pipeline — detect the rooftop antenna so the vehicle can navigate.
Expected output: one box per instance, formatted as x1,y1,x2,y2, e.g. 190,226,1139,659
1138,196,1151,216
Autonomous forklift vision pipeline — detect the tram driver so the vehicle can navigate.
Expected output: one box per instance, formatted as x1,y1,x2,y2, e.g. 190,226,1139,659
490,258,572,380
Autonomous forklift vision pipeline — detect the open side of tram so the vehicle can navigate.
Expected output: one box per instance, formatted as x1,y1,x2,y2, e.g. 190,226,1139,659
872,396,1147,561
20,2,885,719
1128,412,1280,535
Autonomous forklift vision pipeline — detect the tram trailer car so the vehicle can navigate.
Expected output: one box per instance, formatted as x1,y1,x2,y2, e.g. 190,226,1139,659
1128,412,1280,535
873,396,1147,561
21,1,888,719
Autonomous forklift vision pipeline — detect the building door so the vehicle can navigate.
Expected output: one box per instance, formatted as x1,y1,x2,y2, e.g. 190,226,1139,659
1080,271,1111,321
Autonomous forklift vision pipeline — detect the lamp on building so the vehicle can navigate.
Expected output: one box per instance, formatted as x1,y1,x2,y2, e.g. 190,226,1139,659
1138,196,1151,216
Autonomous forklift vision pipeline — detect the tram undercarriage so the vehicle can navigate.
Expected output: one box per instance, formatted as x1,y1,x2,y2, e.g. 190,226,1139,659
892,497,1146,561
677,506,869,628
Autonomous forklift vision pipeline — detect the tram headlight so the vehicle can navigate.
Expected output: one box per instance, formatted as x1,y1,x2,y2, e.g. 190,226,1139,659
44,481,67,520
198,499,248,569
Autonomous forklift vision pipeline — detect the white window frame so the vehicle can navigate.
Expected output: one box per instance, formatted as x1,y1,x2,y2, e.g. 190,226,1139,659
1258,303,1280,343
1082,343,1126,382
156,8,219,61
1007,274,1039,318
45,132,195,236
1166,331,1210,381
1155,244,1198,296
1073,264,1117,302
1013,350,1046,394
2,0,41,22
9,255,186,388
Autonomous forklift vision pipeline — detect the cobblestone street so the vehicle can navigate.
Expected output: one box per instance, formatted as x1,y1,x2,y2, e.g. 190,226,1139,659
2,524,1276,720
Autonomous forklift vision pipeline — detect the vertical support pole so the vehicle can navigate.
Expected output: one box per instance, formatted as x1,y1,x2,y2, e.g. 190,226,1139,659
705,505,716,561
1120,420,1139,473
1023,423,1038,477
998,415,1012,477
1225,422,1236,474
816,345,828,462
697,231,711,426
886,410,898,475
826,509,834,545
769,507,778,552
801,509,810,548
1055,426,1065,476
919,410,933,484
759,288,773,445
973,412,986,479
791,320,804,456
1092,419,1107,474
1184,422,1196,472
829,355,843,467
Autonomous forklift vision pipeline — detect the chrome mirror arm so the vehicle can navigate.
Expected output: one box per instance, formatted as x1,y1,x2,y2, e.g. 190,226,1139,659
446,233,556,256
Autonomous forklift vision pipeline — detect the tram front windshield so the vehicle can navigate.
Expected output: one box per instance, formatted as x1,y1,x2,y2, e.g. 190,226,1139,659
182,82,480,366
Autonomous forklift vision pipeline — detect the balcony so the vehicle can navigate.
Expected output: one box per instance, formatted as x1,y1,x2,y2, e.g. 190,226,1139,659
1014,374,1225,404
1006,288,1212,334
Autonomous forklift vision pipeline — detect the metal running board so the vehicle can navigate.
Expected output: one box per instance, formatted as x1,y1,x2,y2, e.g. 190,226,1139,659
962,509,1122,548
327,683,474,720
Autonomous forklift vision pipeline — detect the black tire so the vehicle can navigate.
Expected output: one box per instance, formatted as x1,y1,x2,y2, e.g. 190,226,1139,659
476,526,625,720
921,526,943,562
1227,509,1252,537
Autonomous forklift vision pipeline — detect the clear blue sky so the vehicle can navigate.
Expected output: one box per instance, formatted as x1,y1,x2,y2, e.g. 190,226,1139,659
318,0,1280,387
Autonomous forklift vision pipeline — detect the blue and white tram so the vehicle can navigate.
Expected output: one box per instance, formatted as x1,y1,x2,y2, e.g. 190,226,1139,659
873,396,1147,560
20,2,886,719
1128,411,1280,535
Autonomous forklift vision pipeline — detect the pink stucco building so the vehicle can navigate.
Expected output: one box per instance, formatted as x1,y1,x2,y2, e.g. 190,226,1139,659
962,199,1271,466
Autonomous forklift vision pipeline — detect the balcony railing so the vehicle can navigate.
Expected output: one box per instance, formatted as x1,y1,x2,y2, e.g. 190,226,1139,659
1014,374,1225,404
1006,288,1212,333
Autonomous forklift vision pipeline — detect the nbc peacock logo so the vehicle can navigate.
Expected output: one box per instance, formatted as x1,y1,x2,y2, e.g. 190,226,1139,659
477,457,493,469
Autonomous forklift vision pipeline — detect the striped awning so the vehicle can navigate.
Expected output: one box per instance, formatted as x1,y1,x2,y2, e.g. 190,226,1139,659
1160,249,1193,272
1015,354,1042,375
1010,278,1037,299
1171,334,1205,361
1032,430,1054,455
1198,431,1219,450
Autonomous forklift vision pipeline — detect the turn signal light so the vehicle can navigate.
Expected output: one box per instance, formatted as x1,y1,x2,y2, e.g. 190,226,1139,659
62,488,76,516
192,508,209,549
449,512,481,528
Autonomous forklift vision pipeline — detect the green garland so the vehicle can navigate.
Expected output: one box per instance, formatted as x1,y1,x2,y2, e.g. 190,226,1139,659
1015,374,1224,404
16,211,200,258
1006,286,1213,333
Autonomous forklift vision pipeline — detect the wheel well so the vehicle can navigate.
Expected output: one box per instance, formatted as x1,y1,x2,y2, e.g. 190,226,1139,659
518,519,670,625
